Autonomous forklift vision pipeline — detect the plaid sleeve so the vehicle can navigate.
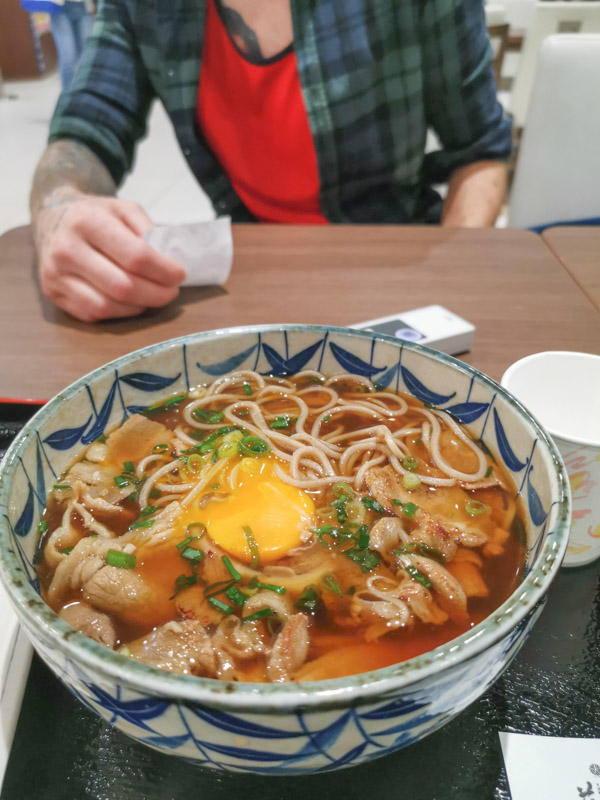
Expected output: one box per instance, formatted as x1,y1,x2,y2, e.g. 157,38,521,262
48,0,155,186
419,0,513,183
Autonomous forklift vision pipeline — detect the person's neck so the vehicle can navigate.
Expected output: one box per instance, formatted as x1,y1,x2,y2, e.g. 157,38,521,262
215,0,293,62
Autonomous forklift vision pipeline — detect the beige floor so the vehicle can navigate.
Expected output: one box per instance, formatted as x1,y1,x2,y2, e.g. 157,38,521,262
0,71,213,236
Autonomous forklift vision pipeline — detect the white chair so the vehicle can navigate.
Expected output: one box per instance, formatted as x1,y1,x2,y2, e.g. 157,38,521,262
508,34,600,230
510,2,600,128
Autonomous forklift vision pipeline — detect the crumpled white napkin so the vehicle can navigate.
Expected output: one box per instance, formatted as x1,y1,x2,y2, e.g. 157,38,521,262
144,217,233,287
500,732,600,799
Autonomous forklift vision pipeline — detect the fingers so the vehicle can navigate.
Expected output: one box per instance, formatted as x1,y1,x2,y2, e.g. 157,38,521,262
116,199,154,236
77,203,187,286
60,239,180,309
51,274,146,323
35,193,187,323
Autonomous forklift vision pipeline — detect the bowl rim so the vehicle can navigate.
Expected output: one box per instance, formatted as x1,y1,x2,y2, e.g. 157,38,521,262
0,324,571,711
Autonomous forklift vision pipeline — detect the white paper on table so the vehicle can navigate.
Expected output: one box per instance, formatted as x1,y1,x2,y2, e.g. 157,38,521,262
0,583,32,784
144,217,233,287
500,732,600,800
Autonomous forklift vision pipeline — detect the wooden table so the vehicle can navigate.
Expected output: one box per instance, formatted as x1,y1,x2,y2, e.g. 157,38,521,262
542,226,600,312
1,224,599,401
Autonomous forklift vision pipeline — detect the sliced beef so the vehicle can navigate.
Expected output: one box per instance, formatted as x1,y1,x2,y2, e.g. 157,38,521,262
59,602,116,649
266,613,310,682
127,619,217,676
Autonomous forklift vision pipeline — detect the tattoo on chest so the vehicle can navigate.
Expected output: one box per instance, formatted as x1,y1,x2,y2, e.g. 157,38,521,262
217,1,265,62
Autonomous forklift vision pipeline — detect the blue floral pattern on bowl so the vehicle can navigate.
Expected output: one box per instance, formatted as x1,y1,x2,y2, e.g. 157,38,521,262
0,326,570,774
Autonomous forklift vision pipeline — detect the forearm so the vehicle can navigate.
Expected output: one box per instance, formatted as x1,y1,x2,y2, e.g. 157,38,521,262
30,140,116,226
441,161,507,228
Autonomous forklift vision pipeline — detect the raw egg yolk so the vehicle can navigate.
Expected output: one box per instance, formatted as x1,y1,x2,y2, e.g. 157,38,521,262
177,457,314,563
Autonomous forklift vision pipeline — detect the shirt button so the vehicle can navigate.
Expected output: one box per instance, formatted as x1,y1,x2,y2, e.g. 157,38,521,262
167,69,174,77
216,200,226,210
182,147,191,156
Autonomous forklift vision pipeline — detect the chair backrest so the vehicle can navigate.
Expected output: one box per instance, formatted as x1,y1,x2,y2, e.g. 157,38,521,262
487,23,511,82
508,34,600,229
510,2,600,128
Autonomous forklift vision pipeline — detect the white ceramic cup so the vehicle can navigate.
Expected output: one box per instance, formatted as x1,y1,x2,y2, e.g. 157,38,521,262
502,351,600,567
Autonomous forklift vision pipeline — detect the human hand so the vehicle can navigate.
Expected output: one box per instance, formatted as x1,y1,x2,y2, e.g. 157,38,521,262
34,190,186,322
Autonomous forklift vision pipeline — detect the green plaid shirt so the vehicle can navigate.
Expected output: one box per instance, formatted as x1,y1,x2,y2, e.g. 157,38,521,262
49,0,512,223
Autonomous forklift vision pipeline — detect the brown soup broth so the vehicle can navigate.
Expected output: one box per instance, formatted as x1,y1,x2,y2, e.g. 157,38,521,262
37,375,527,682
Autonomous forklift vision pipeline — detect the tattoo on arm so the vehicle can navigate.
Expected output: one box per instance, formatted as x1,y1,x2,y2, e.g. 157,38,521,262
217,1,264,62
30,139,116,220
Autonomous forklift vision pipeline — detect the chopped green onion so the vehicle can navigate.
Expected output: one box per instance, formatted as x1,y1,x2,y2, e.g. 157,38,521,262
403,502,419,518
224,585,247,607
243,383,252,396
53,484,70,491
242,607,274,623
310,376,324,383
346,585,356,596
424,402,436,409
402,456,419,472
163,394,187,409
136,505,159,520
392,543,445,563
402,473,422,490
313,524,334,535
415,438,422,446
269,415,293,430
114,475,130,488
485,465,494,478
170,573,198,598
123,461,134,474
404,563,433,588
128,519,154,530
152,443,169,454
294,585,322,613
203,579,234,598
143,394,187,414
255,581,286,595
361,497,385,514
181,546,204,563
465,500,488,516
186,522,206,538
193,408,224,424
118,645,131,657
221,555,242,581
60,547,73,555
148,488,161,499
332,482,354,499
208,597,235,615
243,525,260,568
358,528,370,549
210,483,220,490
322,415,331,423
321,574,343,597
392,499,402,506
238,409,249,416
239,436,271,456
211,450,218,463
185,453,204,473
38,520,48,534
346,547,380,572
176,536,194,551
106,549,136,569
217,440,238,458
96,434,106,444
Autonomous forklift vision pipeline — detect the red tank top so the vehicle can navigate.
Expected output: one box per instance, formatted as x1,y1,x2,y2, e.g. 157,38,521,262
196,0,327,224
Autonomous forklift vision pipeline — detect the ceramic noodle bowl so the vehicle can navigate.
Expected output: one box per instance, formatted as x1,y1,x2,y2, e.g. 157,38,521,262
0,326,570,774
